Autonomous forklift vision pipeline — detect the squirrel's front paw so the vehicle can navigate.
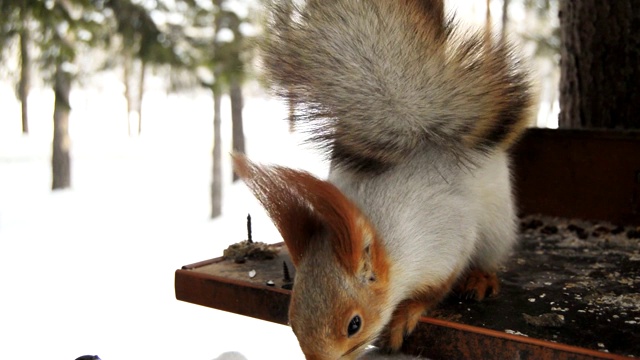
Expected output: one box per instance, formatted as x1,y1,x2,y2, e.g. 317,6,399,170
454,269,500,301
378,300,428,352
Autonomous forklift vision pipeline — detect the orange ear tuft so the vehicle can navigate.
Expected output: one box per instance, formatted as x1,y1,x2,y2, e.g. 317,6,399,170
286,169,364,274
232,154,366,273
232,153,321,265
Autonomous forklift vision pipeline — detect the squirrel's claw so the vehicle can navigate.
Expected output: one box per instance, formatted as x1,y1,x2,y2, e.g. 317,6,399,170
454,269,500,301
378,300,429,352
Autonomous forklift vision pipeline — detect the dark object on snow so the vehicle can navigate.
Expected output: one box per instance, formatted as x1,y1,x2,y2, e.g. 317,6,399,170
76,356,101,360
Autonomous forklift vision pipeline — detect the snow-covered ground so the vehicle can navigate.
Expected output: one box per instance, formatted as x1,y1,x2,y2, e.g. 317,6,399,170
0,83,327,360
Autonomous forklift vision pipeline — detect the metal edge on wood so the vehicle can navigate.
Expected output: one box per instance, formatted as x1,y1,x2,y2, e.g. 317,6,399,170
403,317,630,360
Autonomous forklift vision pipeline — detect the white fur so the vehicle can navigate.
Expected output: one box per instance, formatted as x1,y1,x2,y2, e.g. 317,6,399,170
329,147,516,305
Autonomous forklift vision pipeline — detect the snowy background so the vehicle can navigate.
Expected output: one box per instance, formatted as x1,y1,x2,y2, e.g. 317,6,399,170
0,78,326,359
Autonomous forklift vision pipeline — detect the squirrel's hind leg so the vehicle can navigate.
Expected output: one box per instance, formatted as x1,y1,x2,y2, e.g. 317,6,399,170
464,150,518,297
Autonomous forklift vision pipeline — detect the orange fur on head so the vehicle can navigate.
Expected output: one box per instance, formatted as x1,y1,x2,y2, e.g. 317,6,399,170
232,154,373,274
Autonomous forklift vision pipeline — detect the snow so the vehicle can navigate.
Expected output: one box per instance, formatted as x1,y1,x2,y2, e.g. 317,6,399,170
0,84,325,360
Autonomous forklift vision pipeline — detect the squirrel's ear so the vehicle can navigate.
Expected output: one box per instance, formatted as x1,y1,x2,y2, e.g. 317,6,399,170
232,154,381,274
232,154,322,266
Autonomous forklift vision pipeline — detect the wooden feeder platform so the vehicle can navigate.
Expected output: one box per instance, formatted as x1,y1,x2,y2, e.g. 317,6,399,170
175,129,640,360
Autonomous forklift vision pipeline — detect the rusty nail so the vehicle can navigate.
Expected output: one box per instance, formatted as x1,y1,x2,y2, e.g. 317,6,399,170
283,261,292,282
247,213,253,244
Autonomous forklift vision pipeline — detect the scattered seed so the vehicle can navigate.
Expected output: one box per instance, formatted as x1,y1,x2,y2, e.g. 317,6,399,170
249,269,256,278
505,329,528,337
266,280,275,286
523,313,565,328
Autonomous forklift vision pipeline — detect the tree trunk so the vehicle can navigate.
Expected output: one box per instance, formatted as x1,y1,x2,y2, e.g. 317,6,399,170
559,1,640,129
137,59,146,135
52,63,72,190
210,0,224,218
501,0,510,43
485,0,492,43
210,85,223,218
19,3,30,134
230,76,245,182
123,52,134,136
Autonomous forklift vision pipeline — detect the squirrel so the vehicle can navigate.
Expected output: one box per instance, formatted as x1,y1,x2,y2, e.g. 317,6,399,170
233,0,534,358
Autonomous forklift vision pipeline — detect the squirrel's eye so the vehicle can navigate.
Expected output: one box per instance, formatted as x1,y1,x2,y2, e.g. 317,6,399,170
347,315,362,337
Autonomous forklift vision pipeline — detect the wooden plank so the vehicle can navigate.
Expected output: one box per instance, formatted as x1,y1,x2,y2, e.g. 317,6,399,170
513,129,640,225
175,245,292,324
175,253,631,360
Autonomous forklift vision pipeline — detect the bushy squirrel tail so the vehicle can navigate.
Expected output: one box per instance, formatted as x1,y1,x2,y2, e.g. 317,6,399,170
261,0,534,171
